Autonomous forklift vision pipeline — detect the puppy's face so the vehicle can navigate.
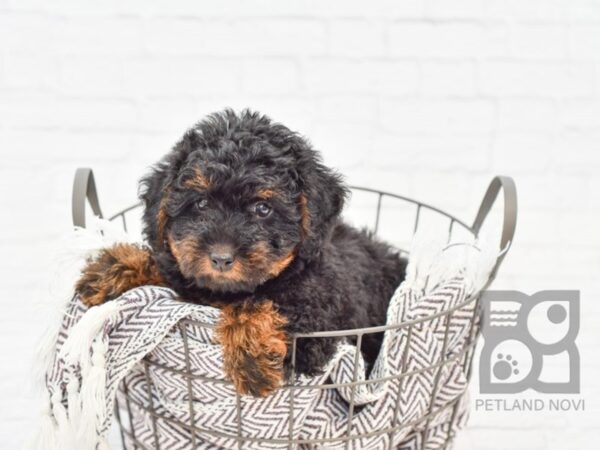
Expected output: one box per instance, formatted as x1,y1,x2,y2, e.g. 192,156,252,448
141,110,347,295
162,163,306,293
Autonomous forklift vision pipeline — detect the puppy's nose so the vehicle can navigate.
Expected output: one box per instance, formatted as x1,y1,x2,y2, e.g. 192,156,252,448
210,252,235,272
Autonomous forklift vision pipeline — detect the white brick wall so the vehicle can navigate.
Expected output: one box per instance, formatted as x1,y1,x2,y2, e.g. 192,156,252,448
1,1,599,448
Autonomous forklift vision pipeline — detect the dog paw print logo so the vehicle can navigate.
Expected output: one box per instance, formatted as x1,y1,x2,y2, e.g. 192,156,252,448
480,291,580,394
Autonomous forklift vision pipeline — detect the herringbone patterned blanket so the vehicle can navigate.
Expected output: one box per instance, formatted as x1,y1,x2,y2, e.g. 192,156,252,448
33,237,496,450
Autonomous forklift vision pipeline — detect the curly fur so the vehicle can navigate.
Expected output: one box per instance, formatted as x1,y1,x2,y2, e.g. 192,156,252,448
77,109,407,395
75,243,164,306
216,300,288,397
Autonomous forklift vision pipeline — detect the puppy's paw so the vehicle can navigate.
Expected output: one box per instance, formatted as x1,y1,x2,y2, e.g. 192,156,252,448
75,243,163,306
216,301,288,397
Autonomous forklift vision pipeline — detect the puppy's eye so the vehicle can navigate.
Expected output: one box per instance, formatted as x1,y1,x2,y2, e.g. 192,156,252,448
254,201,272,218
196,199,208,211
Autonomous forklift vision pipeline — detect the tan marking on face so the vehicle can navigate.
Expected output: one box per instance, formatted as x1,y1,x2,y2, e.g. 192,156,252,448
184,166,210,190
299,194,311,238
169,236,248,282
198,255,248,282
268,251,295,277
257,188,279,200
248,241,295,278
168,236,200,277
247,241,270,266
157,192,170,247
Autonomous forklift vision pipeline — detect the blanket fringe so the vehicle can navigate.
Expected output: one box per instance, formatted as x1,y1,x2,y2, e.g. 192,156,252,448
30,300,125,450
78,337,109,442
33,216,138,387
60,301,121,369
26,399,59,450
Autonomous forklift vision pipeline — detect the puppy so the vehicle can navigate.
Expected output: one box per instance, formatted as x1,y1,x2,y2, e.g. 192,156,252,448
76,109,406,397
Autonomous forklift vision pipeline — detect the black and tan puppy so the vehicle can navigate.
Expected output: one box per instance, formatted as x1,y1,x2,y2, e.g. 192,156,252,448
76,109,406,397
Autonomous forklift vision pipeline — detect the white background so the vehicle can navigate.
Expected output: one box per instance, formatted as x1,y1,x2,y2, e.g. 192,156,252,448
1,1,599,449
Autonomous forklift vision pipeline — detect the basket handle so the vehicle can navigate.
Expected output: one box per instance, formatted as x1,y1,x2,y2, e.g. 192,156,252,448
471,176,517,278
72,168,103,228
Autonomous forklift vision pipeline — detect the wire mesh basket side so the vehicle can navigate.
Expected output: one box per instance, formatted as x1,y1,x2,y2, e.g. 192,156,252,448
114,297,480,449
71,169,517,450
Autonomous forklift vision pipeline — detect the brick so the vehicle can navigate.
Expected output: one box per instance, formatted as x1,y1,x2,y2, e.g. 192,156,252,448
513,211,560,245
559,246,600,278
554,131,600,172
412,171,472,210
0,13,56,54
484,0,565,21
497,99,558,132
390,23,476,57
389,22,508,58
123,58,240,96
8,0,142,15
40,0,421,18
424,0,485,19
137,98,200,133
198,19,327,56
55,17,144,56
0,170,61,243
143,18,208,55
550,429,600,450
3,53,59,90
58,56,124,96
380,99,495,134
368,62,420,95
310,121,375,168
304,0,423,18
421,61,477,97
496,244,569,280
569,24,600,59
0,93,64,129
329,20,385,57
314,95,378,123
491,133,554,174
242,59,299,95
566,1,600,21
511,24,568,59
512,174,589,211
479,62,595,97
218,0,424,18
305,60,419,95
0,97,138,132
145,18,327,57
559,212,600,246
560,100,600,130
590,177,600,208
0,129,132,167
370,134,491,171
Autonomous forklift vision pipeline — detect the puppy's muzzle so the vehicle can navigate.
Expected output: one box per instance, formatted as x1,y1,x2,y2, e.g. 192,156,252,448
210,245,235,272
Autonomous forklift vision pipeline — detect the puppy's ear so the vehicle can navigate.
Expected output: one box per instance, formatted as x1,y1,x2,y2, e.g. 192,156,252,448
295,146,348,261
139,163,170,249
139,130,196,249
